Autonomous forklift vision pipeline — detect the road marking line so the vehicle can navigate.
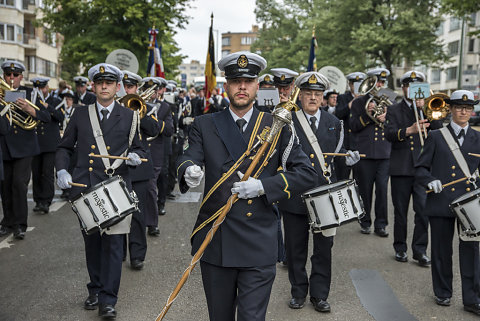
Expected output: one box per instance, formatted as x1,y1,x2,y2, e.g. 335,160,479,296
0,227,35,250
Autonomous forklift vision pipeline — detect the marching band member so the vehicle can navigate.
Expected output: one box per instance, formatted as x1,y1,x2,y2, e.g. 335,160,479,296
323,89,338,114
176,51,316,321
58,89,76,200
271,68,298,103
279,71,360,313
255,73,276,113
336,72,366,180
415,90,480,316
385,70,441,265
30,77,64,214
73,76,96,106
56,63,145,319
122,70,160,270
349,68,391,237
0,60,51,240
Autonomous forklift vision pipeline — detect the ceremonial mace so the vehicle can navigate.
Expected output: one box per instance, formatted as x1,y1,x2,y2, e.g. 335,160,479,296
155,89,300,321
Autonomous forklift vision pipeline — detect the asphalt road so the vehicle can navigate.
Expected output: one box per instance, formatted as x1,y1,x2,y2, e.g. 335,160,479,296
0,182,479,321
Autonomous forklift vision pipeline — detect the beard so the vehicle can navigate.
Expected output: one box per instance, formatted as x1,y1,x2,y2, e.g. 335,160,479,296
230,95,256,110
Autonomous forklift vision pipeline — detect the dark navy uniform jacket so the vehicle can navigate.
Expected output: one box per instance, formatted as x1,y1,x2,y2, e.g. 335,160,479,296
0,110,11,179
36,95,64,153
349,94,391,159
385,99,442,176
279,110,346,215
415,125,480,217
130,104,160,182
149,100,174,167
176,107,316,268
55,102,146,198
74,91,96,106
0,86,51,160
336,91,354,149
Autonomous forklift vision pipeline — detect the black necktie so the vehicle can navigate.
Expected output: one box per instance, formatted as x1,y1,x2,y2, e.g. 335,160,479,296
100,109,109,123
310,116,317,133
457,129,465,140
236,118,247,134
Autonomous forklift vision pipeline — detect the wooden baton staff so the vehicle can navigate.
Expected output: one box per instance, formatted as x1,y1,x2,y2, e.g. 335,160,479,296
68,182,87,187
322,152,366,157
155,89,300,321
426,176,468,194
89,153,148,162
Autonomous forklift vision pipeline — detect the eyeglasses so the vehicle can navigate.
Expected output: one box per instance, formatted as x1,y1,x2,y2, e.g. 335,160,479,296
4,72,20,77
453,105,474,112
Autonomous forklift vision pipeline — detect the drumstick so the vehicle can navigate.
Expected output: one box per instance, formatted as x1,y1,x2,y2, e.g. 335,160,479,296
468,153,480,158
322,153,366,157
68,182,88,187
89,153,148,162
426,177,468,194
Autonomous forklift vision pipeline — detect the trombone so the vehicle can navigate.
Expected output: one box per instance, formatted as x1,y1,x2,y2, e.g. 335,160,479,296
358,76,393,128
117,84,158,119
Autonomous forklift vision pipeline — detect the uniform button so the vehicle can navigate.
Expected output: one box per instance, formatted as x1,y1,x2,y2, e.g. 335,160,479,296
13,125,16,128
466,188,471,192
14,130,18,134
310,154,314,159
375,127,378,131
410,141,414,145
91,145,95,149
410,136,413,140
89,160,94,164
382,132,384,136
247,200,253,205
451,188,455,192
88,167,93,172
41,132,44,135
107,146,110,151
311,163,315,167
324,155,327,159
410,147,414,151
349,129,352,133
375,138,378,141
451,165,456,170
382,138,385,141
452,173,456,177
246,212,252,217
148,143,151,147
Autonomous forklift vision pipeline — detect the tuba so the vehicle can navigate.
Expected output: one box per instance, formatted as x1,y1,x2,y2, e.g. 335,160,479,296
424,93,450,121
358,76,393,129
118,84,158,119
0,78,41,130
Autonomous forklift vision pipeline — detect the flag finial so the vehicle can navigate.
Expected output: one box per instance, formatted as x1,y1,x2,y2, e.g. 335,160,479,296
312,25,316,37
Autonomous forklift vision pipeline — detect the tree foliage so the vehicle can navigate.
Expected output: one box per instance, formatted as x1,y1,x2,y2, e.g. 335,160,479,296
253,0,450,88
40,0,192,80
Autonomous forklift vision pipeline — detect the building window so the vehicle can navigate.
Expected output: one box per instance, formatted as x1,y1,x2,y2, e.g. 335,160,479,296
0,0,16,7
0,23,4,40
468,38,475,53
222,37,230,46
431,69,441,83
446,67,457,81
222,50,230,58
435,21,444,36
241,37,253,45
190,66,197,70
449,17,461,31
448,40,459,56
6,24,14,41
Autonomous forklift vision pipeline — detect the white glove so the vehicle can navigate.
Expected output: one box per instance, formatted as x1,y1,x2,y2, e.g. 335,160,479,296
208,97,215,105
345,150,361,166
57,169,72,189
183,117,194,125
427,180,443,193
184,165,204,188
231,171,265,199
126,152,142,166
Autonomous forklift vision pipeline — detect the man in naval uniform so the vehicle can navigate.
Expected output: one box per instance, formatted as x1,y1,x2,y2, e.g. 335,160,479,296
73,75,96,106
271,68,299,103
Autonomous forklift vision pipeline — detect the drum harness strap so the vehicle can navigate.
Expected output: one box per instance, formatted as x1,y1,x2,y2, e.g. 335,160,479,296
88,104,139,177
296,110,332,183
440,127,478,188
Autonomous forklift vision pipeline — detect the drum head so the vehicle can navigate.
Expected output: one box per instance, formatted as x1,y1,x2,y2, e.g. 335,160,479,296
71,175,124,203
451,188,480,205
303,180,354,198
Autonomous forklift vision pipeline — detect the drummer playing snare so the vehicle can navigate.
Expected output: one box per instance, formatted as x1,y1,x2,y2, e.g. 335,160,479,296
278,71,360,313
415,90,480,316
55,63,146,319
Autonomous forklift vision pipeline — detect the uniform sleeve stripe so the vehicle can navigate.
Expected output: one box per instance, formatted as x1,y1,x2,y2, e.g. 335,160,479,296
176,160,195,177
160,121,165,134
280,173,291,199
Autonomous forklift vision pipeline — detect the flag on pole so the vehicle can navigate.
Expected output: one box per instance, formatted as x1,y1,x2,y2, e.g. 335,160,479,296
204,13,216,114
307,26,317,72
147,26,165,78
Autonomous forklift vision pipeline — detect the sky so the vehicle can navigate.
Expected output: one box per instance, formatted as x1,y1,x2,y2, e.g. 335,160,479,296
173,0,257,64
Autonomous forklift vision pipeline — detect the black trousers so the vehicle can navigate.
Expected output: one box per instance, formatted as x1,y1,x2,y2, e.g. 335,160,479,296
0,157,33,230
282,210,333,300
200,260,276,321
429,217,480,305
146,164,162,227
391,176,429,254
353,159,389,229
32,151,56,205
156,156,169,209
167,139,184,194
129,180,148,261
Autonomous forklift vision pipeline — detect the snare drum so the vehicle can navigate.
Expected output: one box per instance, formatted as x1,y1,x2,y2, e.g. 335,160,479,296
302,179,365,233
450,188,480,241
71,175,138,235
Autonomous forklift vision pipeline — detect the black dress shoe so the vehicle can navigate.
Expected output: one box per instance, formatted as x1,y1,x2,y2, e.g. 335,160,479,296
84,294,99,310
147,226,160,236
395,251,408,262
158,207,166,216
98,304,116,319
413,253,431,267
374,228,389,237
38,203,49,214
310,297,331,312
60,190,70,200
0,225,11,236
13,228,25,240
434,296,451,306
33,203,42,212
131,259,144,270
288,297,306,309
360,226,371,234
166,193,176,200
464,303,480,315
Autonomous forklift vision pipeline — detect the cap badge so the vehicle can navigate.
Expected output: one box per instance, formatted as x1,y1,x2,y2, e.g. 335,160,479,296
237,55,248,68
462,94,468,101
280,75,286,81
10,63,15,69
264,75,271,82
36,80,40,85
411,71,416,79
380,71,387,77
355,76,359,81
99,66,105,74
308,74,318,84
148,80,153,86
124,74,128,80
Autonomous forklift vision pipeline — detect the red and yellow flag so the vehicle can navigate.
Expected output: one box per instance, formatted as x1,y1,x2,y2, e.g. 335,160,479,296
204,13,216,114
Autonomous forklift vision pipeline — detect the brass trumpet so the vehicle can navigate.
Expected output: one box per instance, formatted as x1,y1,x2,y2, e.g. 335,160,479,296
118,84,158,119
0,78,41,130
424,93,450,121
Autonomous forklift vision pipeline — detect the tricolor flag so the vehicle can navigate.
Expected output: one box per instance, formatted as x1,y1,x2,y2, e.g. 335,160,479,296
307,26,317,72
147,26,165,78
204,13,216,114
